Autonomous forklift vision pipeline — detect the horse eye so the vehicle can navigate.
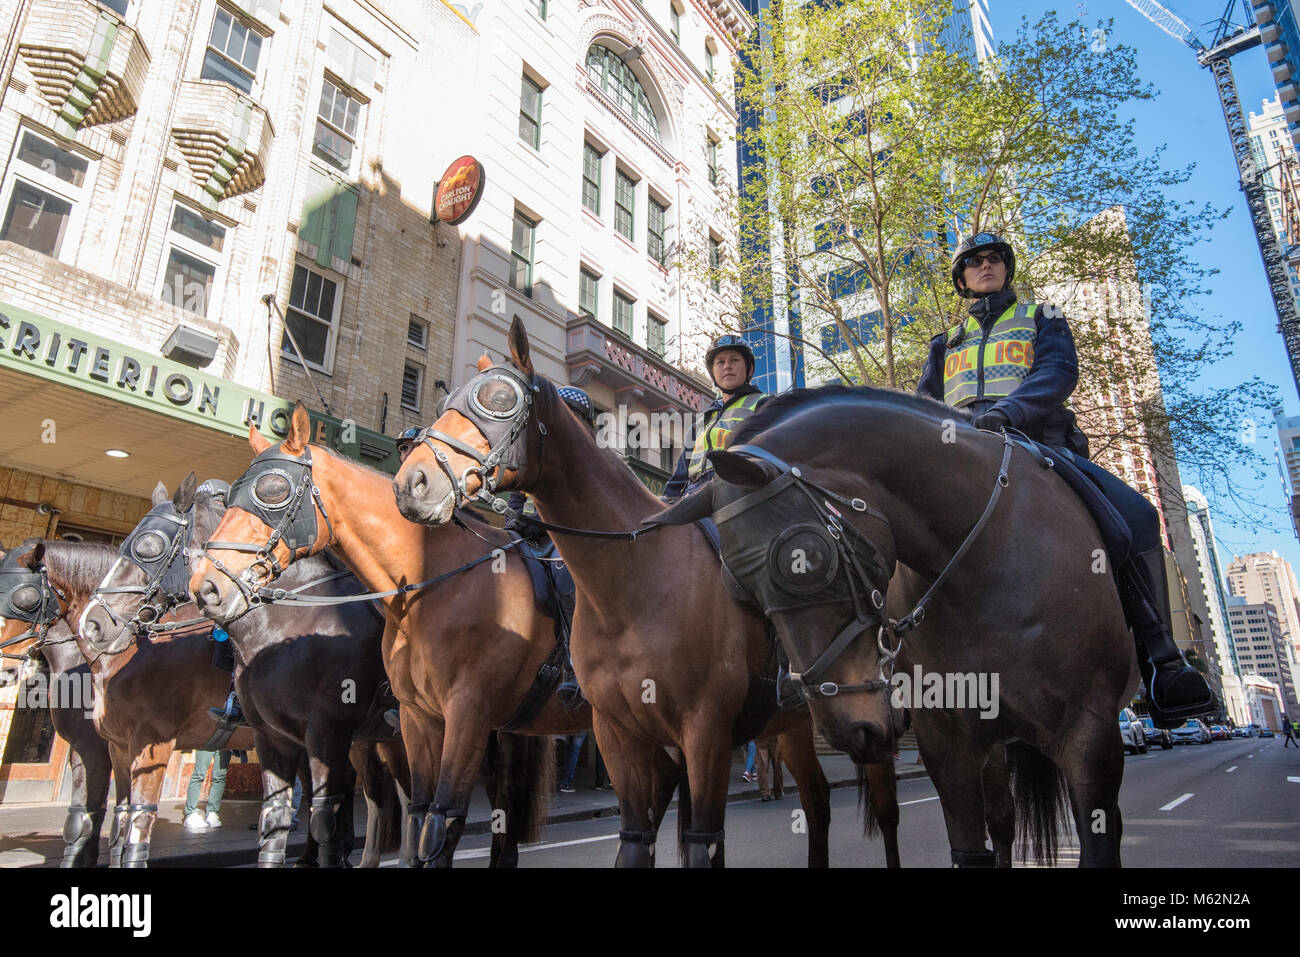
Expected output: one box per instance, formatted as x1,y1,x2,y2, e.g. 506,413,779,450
254,473,292,506
10,585,40,611
130,531,166,561
475,379,519,416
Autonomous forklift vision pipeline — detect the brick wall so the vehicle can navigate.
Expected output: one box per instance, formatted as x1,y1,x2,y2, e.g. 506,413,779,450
0,465,150,548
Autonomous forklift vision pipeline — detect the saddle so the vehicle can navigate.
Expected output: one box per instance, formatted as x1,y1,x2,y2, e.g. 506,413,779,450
1007,437,1131,573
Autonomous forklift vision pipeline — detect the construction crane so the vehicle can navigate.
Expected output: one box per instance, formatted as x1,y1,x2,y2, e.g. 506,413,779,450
1126,0,1300,399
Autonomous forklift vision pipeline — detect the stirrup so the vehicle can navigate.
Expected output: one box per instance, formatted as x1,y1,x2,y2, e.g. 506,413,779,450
1146,665,1215,730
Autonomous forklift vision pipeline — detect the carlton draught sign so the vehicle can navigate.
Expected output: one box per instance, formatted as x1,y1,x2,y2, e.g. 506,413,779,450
432,155,485,225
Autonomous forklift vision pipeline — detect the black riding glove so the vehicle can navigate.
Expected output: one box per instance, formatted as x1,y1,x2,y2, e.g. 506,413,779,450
972,410,1010,432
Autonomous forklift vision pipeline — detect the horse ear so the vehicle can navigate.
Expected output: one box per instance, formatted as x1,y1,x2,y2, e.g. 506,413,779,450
508,315,534,377
643,486,715,527
283,402,311,455
151,481,170,507
708,450,774,489
476,352,493,372
17,543,43,569
248,423,273,455
173,472,198,513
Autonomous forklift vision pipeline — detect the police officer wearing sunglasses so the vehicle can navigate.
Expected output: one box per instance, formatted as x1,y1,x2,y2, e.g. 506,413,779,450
916,232,1214,729
663,335,769,502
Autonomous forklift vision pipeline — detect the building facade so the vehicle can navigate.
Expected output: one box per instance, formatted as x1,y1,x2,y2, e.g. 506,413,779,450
1246,94,1300,303
1183,485,1248,723
1273,407,1300,542
1225,595,1297,716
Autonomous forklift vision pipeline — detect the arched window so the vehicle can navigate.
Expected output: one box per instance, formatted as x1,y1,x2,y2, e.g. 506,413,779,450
586,44,661,141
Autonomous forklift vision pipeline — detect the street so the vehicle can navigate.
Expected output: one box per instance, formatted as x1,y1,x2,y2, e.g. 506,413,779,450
384,738,1300,868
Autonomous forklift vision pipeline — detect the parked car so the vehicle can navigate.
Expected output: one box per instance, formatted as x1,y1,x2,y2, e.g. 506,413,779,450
1259,727,1276,738
1244,723,1264,737
1230,727,1250,738
1139,716,1173,750
1119,708,1147,754
1209,725,1230,741
1171,718,1211,745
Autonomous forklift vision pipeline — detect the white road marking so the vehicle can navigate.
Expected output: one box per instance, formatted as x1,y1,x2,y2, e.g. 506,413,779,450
1159,793,1194,812
1225,766,1237,773
1288,776,1300,784
899,795,941,807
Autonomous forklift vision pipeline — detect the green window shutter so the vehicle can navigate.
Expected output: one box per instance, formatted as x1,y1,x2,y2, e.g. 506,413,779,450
330,181,359,264
300,168,359,267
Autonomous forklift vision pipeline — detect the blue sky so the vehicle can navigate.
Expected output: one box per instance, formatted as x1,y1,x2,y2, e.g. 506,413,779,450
988,1,1300,572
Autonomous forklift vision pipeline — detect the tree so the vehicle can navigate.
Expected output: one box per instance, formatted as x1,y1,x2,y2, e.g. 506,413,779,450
724,3,1275,522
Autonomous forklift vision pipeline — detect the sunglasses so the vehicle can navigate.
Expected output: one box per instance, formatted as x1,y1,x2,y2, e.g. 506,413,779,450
962,251,1005,270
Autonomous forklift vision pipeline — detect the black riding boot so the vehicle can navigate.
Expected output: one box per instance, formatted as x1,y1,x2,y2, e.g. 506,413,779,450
1119,547,1214,730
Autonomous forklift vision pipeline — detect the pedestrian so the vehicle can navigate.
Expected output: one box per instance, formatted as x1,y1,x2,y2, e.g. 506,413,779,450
1285,720,1297,748
183,748,231,829
557,732,586,794
741,740,757,783
754,734,784,802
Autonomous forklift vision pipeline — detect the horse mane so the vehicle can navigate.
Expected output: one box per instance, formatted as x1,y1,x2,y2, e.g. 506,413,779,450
730,383,969,447
37,539,119,603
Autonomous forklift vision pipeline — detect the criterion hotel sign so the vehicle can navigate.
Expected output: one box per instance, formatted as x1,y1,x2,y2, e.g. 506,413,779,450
2,301,320,442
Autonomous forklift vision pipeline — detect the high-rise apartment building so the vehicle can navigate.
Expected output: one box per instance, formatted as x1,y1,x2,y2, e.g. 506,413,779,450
1183,485,1248,722
1246,95,1300,302
1225,596,1298,713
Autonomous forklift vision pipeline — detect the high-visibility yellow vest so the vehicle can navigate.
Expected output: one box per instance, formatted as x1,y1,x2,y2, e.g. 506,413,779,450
942,303,1038,408
686,392,764,481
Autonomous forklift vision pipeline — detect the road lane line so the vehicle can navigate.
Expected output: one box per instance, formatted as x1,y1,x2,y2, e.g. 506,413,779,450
1225,766,1237,773
899,796,941,807
1288,777,1300,784
1159,793,1194,811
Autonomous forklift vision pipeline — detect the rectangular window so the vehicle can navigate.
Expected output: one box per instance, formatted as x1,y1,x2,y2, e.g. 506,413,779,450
401,362,423,412
313,77,362,172
671,3,681,44
281,263,340,372
709,237,721,292
511,210,536,296
159,203,227,318
648,312,667,357
705,47,715,83
201,6,264,95
0,130,92,260
707,138,719,186
582,143,602,215
579,268,599,318
647,198,667,265
613,291,635,337
408,314,428,349
519,74,543,150
615,170,635,241
536,0,547,19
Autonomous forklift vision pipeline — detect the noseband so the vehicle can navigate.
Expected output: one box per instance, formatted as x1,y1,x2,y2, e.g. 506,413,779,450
91,506,194,638
714,445,898,705
203,445,334,606
0,558,68,655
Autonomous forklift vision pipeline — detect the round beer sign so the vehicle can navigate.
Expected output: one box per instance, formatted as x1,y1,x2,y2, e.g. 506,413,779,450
434,156,485,225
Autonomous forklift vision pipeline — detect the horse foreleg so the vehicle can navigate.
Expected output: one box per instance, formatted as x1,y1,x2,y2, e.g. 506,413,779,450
106,743,132,868
679,726,733,869
1056,716,1124,868
254,736,299,868
913,713,995,867
351,743,386,868
399,712,444,869
776,718,831,868
983,747,1015,868
305,731,356,869
595,716,658,868
121,741,172,868
420,715,489,868
58,724,112,868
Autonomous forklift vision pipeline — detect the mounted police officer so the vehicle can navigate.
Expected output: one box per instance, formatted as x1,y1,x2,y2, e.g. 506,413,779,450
663,335,768,502
917,232,1214,729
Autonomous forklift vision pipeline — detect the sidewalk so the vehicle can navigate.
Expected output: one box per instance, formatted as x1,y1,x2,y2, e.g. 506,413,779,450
0,749,924,867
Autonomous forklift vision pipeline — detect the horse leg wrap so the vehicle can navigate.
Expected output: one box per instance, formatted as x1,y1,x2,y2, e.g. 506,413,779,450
60,805,105,868
121,842,150,868
615,829,657,869
682,828,726,867
951,848,997,868
310,793,347,868
257,798,293,868
404,803,428,868
418,804,466,865
108,803,130,868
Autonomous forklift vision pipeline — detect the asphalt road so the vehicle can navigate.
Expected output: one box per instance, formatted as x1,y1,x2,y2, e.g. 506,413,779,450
372,737,1299,867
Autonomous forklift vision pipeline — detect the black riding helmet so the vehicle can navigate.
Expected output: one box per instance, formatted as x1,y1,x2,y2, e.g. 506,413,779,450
395,426,422,456
704,335,755,388
951,232,1015,298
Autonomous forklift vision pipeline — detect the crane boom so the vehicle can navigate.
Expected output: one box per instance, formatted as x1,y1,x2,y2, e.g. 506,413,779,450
1124,0,1205,50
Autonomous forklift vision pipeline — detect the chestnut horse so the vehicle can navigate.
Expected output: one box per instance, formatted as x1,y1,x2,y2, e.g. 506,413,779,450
189,408,588,867
80,475,411,867
0,544,113,866
391,318,901,868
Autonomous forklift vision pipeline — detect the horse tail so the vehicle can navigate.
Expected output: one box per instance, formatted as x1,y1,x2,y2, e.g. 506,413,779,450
492,731,554,845
1006,741,1068,865
856,764,880,838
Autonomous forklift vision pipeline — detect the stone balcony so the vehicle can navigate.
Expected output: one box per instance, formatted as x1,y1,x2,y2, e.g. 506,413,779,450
170,80,275,207
17,0,151,136
566,313,711,413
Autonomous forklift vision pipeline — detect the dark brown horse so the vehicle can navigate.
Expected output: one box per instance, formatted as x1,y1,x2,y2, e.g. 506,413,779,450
391,318,901,868
188,409,583,867
80,475,410,867
0,545,114,866
660,385,1132,866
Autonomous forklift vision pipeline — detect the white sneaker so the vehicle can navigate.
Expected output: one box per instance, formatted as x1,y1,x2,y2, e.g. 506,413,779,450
205,811,222,828
183,812,209,830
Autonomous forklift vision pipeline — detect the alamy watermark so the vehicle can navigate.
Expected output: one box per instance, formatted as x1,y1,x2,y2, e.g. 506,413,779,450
890,665,1000,720
14,671,95,719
